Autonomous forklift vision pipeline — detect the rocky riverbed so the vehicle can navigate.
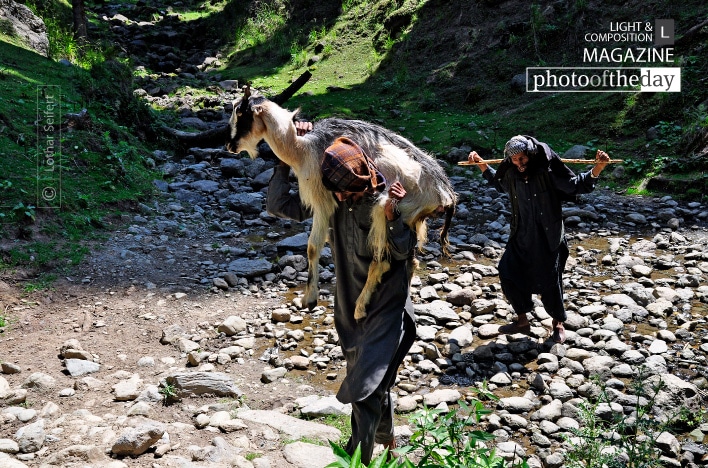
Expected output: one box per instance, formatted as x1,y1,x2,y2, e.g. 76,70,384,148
2,1,707,466
1,138,708,467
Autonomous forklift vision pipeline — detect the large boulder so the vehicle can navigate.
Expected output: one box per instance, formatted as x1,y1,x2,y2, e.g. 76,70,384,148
0,1,49,56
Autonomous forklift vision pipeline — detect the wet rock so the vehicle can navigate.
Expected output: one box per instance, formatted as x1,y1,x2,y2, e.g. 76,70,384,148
227,258,273,278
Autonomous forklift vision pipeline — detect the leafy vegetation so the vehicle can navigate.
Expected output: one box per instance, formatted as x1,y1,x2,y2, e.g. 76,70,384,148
325,399,527,468
564,372,704,468
2,0,706,277
0,1,159,281
159,381,179,405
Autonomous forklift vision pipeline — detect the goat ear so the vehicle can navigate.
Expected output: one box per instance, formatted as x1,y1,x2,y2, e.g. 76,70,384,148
251,103,264,115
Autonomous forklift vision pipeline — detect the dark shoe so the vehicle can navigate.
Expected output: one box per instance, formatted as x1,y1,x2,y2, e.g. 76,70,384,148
551,321,566,344
499,320,531,335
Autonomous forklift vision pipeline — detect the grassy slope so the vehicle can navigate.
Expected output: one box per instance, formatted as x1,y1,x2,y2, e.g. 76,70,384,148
2,0,706,277
0,5,157,275
213,0,707,192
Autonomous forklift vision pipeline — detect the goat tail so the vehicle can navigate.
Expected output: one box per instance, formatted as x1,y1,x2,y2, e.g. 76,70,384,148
439,204,456,257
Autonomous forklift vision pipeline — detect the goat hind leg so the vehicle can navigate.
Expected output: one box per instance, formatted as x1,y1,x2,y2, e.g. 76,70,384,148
354,259,391,320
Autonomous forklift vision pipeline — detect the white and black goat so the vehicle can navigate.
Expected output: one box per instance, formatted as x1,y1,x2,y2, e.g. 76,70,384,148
227,88,457,319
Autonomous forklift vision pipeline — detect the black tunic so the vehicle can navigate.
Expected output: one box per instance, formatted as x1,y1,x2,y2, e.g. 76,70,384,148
482,140,598,295
266,165,417,403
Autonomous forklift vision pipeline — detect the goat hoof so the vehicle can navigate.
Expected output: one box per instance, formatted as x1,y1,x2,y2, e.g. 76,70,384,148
306,300,317,311
354,306,367,321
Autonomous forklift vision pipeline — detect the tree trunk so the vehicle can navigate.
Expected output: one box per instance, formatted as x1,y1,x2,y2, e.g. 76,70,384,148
72,0,88,40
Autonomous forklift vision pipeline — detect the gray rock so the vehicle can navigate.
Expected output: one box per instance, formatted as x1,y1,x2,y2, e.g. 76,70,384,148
276,232,310,253
648,339,668,354
21,373,56,391
655,431,681,458
297,395,351,417
469,298,496,316
532,399,562,421
413,300,459,323
0,438,19,454
446,288,476,306
111,422,166,456
562,145,591,159
447,326,474,348
218,315,248,335
112,375,143,401
626,212,648,224
190,180,220,193
164,372,243,398
501,412,529,429
64,359,100,377
0,1,48,56
261,367,287,383
499,396,535,413
0,362,21,374
548,381,574,401
228,258,273,278
644,373,701,420
640,354,666,373
237,409,341,443
416,325,438,341
583,355,614,380
226,192,264,214
602,294,638,308
422,389,461,406
15,420,44,453
43,445,107,465
282,441,337,468
220,158,245,177
278,254,308,271
562,206,600,220
213,277,229,290
419,285,439,301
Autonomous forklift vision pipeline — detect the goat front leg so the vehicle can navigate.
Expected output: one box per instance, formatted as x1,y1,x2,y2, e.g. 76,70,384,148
303,212,328,310
354,259,391,320
304,242,320,310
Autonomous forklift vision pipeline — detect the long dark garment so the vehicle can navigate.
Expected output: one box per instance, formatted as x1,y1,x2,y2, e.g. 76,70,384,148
482,137,598,322
498,221,569,322
266,165,417,464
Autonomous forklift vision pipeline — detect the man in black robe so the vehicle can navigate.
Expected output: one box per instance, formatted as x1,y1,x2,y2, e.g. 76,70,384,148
267,134,417,464
468,135,610,343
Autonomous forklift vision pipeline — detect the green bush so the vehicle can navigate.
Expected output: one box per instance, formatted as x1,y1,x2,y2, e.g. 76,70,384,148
327,400,528,468
564,371,697,468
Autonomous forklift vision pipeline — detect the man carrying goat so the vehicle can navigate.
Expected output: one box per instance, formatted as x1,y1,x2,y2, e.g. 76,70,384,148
267,132,416,464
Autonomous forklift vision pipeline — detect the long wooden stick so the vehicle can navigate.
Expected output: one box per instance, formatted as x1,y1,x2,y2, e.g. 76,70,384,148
458,158,624,165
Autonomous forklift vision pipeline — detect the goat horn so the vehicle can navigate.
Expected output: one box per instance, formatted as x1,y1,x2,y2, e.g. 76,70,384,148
243,84,251,99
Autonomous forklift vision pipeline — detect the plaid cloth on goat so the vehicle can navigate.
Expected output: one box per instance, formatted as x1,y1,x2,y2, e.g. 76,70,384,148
321,137,386,193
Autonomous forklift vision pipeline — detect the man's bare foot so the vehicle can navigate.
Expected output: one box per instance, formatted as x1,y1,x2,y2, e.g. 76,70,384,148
551,320,566,344
499,320,531,335
382,439,396,462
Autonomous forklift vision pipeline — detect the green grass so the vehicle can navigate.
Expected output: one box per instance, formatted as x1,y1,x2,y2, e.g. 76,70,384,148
2,0,705,280
23,273,58,293
216,0,705,195
299,413,352,447
0,24,157,277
